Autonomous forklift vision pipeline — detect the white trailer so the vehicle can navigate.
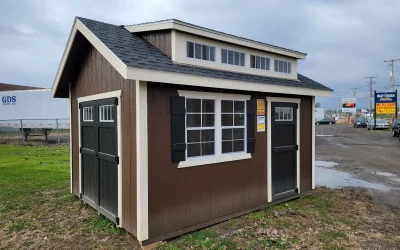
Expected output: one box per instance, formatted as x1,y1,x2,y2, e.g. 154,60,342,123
315,107,325,122
0,89,70,140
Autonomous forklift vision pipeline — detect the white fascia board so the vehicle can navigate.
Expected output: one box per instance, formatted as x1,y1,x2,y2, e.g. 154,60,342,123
125,21,306,59
52,18,128,97
127,67,332,97
125,21,174,33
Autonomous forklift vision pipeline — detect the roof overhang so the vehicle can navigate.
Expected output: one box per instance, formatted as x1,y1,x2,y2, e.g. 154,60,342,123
127,67,332,97
51,18,128,98
125,20,307,60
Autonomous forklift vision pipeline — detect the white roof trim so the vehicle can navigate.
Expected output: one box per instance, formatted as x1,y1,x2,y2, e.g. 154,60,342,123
127,67,332,97
51,18,128,97
125,20,306,60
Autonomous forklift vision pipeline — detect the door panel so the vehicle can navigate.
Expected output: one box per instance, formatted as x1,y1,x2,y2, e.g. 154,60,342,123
271,102,298,200
80,98,119,224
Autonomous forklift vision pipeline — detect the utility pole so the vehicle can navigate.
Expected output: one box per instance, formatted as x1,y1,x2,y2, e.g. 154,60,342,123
365,76,377,122
384,58,400,91
351,88,357,98
337,95,341,115
384,59,400,122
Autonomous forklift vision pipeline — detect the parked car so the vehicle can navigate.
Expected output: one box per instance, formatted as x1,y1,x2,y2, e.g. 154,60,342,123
366,119,390,130
316,119,336,125
353,117,368,128
392,119,400,137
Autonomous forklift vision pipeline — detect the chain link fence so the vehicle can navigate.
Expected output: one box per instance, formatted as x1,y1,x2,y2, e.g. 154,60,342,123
0,119,70,145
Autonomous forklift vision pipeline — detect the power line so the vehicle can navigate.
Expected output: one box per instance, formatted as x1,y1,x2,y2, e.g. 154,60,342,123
384,58,400,92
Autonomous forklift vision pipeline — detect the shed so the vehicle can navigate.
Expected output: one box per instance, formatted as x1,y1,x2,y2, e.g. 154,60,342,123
52,17,333,246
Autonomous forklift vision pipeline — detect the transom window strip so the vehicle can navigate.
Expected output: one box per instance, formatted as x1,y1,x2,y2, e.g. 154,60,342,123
275,107,293,121
83,107,93,121
221,100,246,153
186,98,215,158
221,49,245,67
187,41,216,62
274,59,292,74
99,105,114,122
250,55,270,71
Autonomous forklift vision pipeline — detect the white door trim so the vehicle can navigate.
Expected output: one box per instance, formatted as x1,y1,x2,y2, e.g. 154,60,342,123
311,96,316,189
136,80,149,241
266,97,301,202
77,90,123,226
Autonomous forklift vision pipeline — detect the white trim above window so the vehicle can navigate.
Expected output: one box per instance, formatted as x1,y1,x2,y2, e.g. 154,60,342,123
178,90,251,168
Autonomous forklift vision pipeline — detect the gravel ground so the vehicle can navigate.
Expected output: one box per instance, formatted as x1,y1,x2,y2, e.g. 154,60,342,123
315,124,400,213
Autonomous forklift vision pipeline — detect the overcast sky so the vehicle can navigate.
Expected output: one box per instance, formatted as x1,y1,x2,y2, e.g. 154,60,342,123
1,0,400,109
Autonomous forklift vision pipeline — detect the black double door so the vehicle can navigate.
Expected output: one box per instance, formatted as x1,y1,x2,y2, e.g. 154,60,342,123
271,102,298,201
80,98,119,223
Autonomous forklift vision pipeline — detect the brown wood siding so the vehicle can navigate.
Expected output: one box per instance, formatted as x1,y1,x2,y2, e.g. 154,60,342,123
70,43,137,236
147,83,283,239
141,31,172,57
300,96,312,192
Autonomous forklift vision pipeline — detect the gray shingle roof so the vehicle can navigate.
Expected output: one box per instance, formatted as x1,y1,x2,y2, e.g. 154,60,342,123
77,17,332,92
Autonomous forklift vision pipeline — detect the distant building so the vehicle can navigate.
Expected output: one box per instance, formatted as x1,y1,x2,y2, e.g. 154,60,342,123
0,83,44,92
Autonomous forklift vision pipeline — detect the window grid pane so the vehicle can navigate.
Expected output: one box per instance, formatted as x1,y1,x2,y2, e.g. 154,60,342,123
187,41,194,58
222,49,245,67
275,107,293,121
83,107,93,121
275,59,291,74
99,105,114,122
186,98,215,158
221,100,246,154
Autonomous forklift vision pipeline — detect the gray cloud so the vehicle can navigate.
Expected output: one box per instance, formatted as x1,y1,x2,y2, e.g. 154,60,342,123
1,0,399,108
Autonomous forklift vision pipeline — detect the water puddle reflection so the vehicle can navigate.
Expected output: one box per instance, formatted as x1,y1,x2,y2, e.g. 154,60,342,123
316,167,389,191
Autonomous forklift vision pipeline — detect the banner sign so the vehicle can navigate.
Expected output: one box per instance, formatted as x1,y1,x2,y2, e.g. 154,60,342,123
342,98,356,113
375,92,397,114
375,92,397,115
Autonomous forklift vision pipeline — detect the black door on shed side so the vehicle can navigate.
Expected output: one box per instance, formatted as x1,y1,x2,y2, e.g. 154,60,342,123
271,102,298,201
80,97,119,224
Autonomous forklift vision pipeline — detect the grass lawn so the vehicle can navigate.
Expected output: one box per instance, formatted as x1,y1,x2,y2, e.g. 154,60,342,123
0,145,138,249
1,145,399,249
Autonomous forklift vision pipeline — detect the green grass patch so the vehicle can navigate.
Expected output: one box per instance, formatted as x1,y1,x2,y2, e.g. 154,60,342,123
83,215,126,235
257,238,289,249
318,230,348,243
159,230,237,250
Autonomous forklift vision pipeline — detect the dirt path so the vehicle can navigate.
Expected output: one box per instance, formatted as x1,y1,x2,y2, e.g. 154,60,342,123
315,125,400,212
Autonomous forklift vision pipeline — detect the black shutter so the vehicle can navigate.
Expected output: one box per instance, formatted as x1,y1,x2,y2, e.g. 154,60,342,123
246,99,256,153
171,96,186,163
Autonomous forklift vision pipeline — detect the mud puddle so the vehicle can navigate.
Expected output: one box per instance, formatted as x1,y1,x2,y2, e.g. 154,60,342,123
316,166,390,191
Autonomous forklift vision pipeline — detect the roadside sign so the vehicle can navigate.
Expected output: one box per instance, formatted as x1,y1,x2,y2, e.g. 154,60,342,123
342,98,356,113
375,92,397,114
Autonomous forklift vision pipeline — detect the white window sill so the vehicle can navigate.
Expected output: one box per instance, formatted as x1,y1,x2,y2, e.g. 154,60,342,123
178,153,252,168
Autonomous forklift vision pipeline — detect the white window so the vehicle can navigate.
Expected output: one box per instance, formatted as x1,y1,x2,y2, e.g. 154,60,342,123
83,107,93,121
186,98,215,158
180,91,251,168
250,55,270,71
274,59,291,74
187,41,216,62
275,107,293,121
221,49,245,67
99,105,114,122
221,100,246,154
